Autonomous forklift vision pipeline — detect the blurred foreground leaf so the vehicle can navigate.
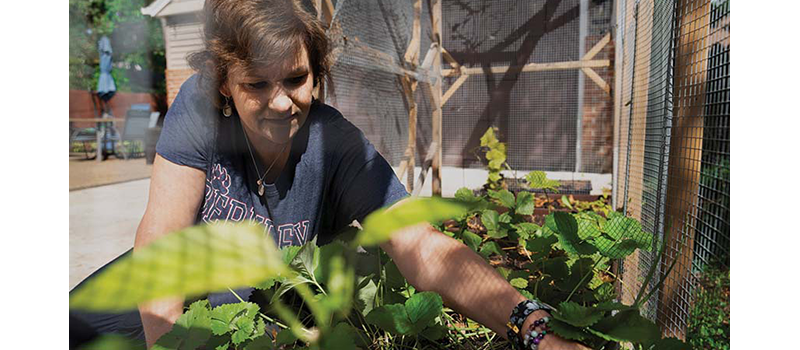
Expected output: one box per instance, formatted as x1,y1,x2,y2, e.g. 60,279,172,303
355,197,469,246
70,223,289,312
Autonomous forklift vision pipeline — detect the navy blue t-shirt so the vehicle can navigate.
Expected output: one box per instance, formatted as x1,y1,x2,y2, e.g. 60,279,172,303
156,75,408,248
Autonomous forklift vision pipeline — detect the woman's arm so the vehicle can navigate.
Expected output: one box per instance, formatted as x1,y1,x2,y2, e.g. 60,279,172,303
134,154,206,349
380,201,589,350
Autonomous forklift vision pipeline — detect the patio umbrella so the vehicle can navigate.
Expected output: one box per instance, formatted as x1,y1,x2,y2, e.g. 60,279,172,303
96,35,116,103
95,35,118,160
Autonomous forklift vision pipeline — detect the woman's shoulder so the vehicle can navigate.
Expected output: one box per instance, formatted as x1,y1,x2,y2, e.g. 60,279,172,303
308,102,361,136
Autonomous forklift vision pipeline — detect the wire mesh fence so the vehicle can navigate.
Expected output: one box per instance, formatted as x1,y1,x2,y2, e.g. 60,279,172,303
614,0,730,339
325,0,615,175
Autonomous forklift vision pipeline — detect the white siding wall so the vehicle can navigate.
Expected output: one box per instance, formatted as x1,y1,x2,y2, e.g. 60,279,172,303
164,14,204,70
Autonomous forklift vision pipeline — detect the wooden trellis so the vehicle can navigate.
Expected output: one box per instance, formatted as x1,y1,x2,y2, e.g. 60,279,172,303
314,0,613,197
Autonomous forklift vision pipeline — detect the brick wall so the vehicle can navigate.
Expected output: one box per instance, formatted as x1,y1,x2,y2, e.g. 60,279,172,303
166,68,196,107
69,90,166,132
580,35,615,174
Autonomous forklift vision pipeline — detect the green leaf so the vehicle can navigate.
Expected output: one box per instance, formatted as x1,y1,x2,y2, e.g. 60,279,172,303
384,260,406,290
355,275,378,317
480,127,499,147
510,278,528,289
549,318,587,341
652,337,692,350
319,255,354,316
79,334,145,350
355,197,468,246
314,241,345,284
320,322,356,350
496,267,511,279
553,213,597,255
481,210,500,231
554,212,578,237
231,317,255,345
489,189,516,209
153,300,212,350
479,241,504,258
486,227,508,239
209,302,259,336
454,187,481,203
515,191,536,215
498,212,512,224
204,335,231,350
513,222,540,240
366,304,414,335
561,195,574,210
525,171,560,192
553,301,604,327
275,328,297,345
420,324,447,341
462,231,483,251
70,223,289,312
591,309,661,345
525,235,557,261
595,237,639,259
405,292,444,334
577,219,602,240
242,334,274,350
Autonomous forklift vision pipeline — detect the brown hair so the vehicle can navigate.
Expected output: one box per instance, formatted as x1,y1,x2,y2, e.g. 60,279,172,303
187,0,330,108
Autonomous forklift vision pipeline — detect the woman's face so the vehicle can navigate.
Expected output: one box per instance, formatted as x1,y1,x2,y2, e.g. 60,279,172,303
220,44,314,145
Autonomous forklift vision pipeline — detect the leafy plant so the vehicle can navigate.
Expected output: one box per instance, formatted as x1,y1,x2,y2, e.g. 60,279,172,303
687,262,730,350
71,179,688,349
480,127,508,191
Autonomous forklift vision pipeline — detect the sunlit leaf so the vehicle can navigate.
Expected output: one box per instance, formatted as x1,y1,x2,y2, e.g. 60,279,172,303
462,230,483,252
355,197,469,246
510,278,528,289
481,210,500,231
525,171,560,192
70,223,289,312
515,191,536,215
489,189,516,209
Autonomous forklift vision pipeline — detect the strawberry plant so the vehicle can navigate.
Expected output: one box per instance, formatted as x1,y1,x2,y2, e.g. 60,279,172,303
71,185,690,349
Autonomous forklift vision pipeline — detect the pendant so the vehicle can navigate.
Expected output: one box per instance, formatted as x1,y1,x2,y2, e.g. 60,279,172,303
257,179,265,196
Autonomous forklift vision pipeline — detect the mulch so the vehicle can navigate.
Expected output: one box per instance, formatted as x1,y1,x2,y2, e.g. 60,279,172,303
69,155,153,191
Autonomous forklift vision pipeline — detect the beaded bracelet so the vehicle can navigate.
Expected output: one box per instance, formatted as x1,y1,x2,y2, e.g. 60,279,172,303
522,316,551,350
506,300,552,349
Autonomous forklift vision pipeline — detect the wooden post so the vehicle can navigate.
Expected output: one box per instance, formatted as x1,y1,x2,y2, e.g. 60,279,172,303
402,0,422,193
658,0,710,339
429,0,443,196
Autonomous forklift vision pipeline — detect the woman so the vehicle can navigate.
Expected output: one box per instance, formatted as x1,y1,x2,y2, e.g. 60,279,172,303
74,1,589,349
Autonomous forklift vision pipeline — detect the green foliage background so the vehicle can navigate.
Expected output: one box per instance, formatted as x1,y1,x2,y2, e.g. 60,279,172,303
69,0,166,94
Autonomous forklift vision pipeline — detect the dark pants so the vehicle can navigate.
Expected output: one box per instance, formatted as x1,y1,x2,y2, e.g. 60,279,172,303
69,248,254,348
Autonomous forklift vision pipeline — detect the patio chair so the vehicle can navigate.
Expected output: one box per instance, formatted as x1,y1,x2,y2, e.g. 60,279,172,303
118,106,159,160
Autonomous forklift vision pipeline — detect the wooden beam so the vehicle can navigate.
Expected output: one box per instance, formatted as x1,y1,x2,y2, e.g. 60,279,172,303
411,141,438,197
658,0,710,339
440,47,461,71
581,67,610,94
430,0,442,196
404,0,422,64
442,59,611,76
441,73,470,106
582,33,611,61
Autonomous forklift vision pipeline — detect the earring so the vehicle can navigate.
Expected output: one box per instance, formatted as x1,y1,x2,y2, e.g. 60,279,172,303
222,96,232,117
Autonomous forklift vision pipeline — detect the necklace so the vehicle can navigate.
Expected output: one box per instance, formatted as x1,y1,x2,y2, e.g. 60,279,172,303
241,123,289,197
